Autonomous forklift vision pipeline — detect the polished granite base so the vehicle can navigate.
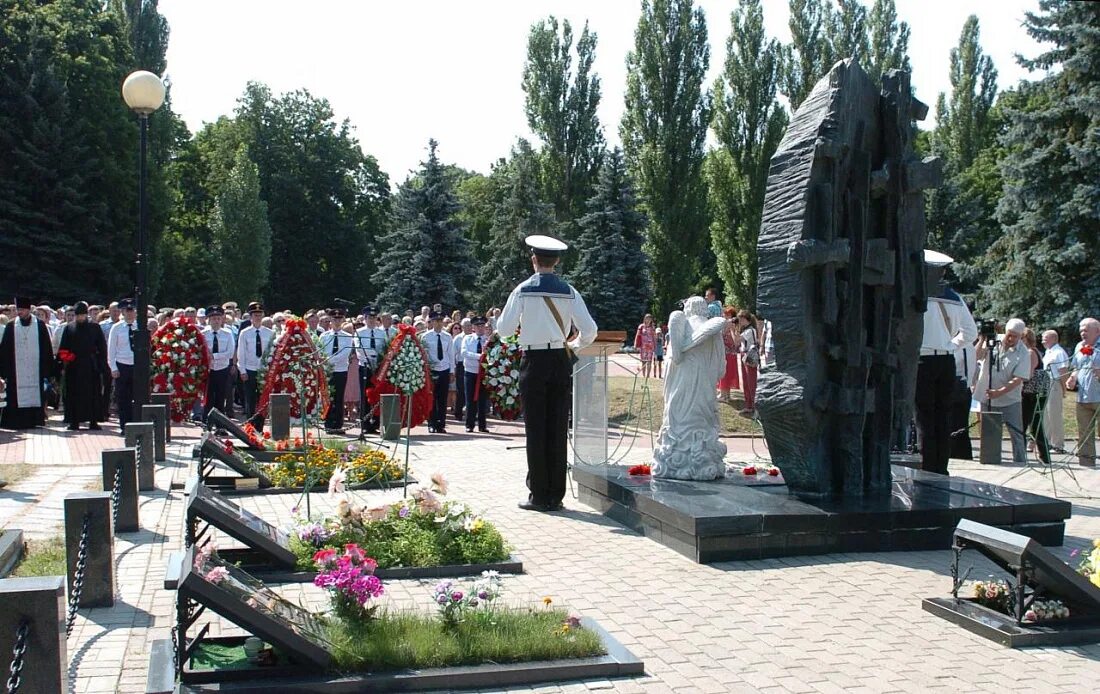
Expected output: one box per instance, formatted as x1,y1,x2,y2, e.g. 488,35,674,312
573,464,1071,562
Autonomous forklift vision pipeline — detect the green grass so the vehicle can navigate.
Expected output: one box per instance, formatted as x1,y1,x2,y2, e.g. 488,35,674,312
968,391,1093,440
190,643,257,671
0,463,33,486
12,536,66,578
327,608,605,671
608,375,758,435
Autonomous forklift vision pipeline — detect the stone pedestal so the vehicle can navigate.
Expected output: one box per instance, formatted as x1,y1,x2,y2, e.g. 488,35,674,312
101,448,139,532
150,392,172,442
64,493,114,608
142,404,168,462
980,411,1003,466
125,421,156,491
380,394,402,441
0,576,68,694
270,393,291,441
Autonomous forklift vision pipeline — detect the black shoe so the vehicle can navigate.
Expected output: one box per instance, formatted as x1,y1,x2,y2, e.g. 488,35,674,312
466,427,474,433
478,428,490,433
66,424,79,431
437,428,447,434
88,423,101,430
548,502,565,512
518,501,551,512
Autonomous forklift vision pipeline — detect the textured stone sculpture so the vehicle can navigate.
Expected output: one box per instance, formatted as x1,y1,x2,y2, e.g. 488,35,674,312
755,60,941,497
652,297,728,480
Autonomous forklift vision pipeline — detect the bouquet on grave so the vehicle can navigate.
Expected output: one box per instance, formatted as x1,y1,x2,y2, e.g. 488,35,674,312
151,317,211,422
479,333,522,420
258,318,330,420
365,323,433,428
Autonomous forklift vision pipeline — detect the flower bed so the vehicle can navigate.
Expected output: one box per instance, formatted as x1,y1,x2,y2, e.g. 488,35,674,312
266,446,404,489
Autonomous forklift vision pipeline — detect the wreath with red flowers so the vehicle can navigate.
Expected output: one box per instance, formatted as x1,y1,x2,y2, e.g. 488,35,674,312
258,318,330,420
479,333,523,420
151,317,211,422
365,323,433,428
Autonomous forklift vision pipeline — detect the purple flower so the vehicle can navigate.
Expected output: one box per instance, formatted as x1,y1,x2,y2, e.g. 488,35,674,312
436,594,449,605
451,591,464,602
398,506,410,518
477,590,488,600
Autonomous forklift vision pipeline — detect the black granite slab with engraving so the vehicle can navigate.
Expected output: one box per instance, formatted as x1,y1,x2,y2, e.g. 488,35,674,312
186,481,296,567
574,465,1070,562
207,409,265,451
198,436,271,487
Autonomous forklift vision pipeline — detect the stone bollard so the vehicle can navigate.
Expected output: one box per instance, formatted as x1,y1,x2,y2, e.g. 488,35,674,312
64,493,114,608
980,411,1003,466
125,421,156,491
270,392,291,441
380,393,402,441
142,404,168,462
0,576,68,694
150,392,172,442
101,448,139,532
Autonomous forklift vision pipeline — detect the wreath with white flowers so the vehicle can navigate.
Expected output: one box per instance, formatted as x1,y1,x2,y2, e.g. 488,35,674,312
151,317,211,422
480,333,522,420
365,323,433,427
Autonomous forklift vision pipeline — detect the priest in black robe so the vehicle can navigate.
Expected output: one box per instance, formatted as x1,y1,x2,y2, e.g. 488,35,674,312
58,301,109,430
0,297,55,429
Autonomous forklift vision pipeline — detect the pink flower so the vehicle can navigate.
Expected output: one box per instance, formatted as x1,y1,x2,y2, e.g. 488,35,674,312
328,466,347,495
204,566,229,584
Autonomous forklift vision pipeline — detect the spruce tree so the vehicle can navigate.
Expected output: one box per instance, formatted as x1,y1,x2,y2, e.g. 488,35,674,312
373,140,474,312
981,0,1100,328
476,140,554,311
708,0,787,310
621,0,711,316
209,146,272,304
569,148,650,331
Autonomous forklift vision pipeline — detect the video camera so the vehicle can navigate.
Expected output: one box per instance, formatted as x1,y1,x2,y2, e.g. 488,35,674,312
977,318,997,342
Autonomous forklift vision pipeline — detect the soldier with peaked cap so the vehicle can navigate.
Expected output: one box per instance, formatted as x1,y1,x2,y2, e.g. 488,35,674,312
421,310,454,433
915,250,978,474
0,296,55,429
107,298,140,431
355,307,388,434
459,316,491,433
497,235,598,511
236,302,274,429
202,306,236,426
319,306,353,433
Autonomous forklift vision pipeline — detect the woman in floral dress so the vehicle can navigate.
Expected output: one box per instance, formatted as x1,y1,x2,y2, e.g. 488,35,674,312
634,313,657,378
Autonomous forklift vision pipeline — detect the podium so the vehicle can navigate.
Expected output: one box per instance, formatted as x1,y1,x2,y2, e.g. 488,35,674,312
571,331,626,465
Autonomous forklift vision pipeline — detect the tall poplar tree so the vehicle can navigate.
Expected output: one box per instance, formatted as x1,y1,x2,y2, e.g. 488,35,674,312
373,140,474,311
782,0,835,111
621,0,711,316
707,0,787,309
209,146,271,303
522,16,604,235
865,0,911,81
827,0,869,66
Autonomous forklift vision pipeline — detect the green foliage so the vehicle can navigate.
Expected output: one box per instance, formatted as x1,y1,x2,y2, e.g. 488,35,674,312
209,146,271,303
12,537,66,578
932,16,998,170
980,0,1100,329
708,0,788,310
569,148,650,331
325,609,605,672
454,170,502,271
782,0,835,110
827,0,869,67
621,0,712,316
865,0,911,81
522,16,605,238
373,139,474,311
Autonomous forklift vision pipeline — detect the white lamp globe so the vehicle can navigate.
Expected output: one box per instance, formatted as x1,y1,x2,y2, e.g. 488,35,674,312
122,70,166,115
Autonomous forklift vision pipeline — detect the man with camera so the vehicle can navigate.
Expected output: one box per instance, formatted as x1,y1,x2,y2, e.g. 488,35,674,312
975,318,1032,464
1065,317,1100,467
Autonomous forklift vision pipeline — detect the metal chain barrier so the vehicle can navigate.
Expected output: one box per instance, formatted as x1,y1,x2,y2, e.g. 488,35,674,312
169,625,179,674
5,620,29,694
110,464,122,531
65,513,90,637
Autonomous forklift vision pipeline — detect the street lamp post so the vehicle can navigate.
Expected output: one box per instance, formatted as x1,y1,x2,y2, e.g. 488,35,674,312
122,70,166,421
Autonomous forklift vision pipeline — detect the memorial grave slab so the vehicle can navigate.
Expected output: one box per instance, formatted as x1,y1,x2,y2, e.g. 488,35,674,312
196,435,272,490
160,548,642,692
922,520,1100,647
0,529,25,578
207,409,264,451
574,464,1070,562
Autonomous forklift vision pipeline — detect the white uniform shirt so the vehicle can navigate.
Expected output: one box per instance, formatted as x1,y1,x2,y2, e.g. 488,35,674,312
319,330,352,372
497,271,597,351
107,320,137,370
421,330,453,372
1042,343,1070,379
203,326,236,371
236,325,274,372
459,332,486,373
354,326,388,368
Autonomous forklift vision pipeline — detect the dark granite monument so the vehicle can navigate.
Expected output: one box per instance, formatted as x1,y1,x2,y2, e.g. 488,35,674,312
196,434,272,489
755,60,940,498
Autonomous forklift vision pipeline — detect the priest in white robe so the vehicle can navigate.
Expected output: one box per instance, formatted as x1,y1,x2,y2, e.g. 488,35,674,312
0,297,55,429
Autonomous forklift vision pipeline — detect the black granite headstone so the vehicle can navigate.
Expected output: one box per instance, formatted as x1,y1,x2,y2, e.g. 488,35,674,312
0,576,68,694
141,404,168,462
101,448,139,532
150,392,172,442
207,408,265,451
269,394,291,441
186,481,295,567
125,421,156,491
198,435,271,486
64,493,114,608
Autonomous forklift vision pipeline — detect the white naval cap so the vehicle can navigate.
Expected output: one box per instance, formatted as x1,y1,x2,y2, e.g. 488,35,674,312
923,249,954,267
525,234,568,257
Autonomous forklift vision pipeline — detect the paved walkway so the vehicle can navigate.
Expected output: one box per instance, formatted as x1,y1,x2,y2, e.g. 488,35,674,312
2,410,1100,693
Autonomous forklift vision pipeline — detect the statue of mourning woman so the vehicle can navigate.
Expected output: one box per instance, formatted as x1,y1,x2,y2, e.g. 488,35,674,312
652,296,729,480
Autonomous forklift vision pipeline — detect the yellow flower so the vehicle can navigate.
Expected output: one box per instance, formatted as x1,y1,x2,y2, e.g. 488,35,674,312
1092,572,1100,589
1093,538,1100,549
542,596,553,606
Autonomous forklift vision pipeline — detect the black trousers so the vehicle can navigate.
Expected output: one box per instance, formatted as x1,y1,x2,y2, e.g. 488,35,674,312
243,369,264,430
358,365,378,432
1022,391,1051,466
915,354,956,475
519,349,571,505
465,371,488,431
453,363,466,418
430,370,450,431
948,378,974,460
326,370,348,430
99,371,112,422
116,363,135,430
204,367,231,423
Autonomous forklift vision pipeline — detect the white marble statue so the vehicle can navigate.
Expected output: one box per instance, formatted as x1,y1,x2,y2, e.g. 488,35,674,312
652,296,729,480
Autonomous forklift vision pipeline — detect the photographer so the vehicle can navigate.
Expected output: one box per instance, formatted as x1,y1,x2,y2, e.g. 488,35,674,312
975,318,1032,464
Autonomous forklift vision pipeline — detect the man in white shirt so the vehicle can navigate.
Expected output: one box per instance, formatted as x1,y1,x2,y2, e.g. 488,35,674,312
459,317,490,433
976,318,1032,464
235,301,274,430
380,313,398,341
107,298,139,431
355,308,388,434
202,306,235,426
498,235,597,511
420,312,453,433
1041,330,1070,452
320,307,352,433
453,317,473,422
